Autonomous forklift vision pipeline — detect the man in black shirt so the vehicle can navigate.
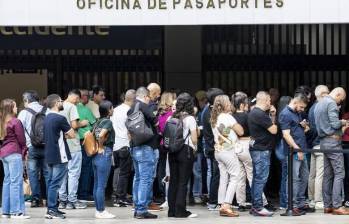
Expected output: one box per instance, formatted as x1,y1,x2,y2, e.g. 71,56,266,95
128,87,158,219
248,91,278,217
202,88,224,210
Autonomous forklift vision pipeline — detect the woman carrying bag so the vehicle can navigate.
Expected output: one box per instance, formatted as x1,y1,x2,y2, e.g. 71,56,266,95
0,99,30,219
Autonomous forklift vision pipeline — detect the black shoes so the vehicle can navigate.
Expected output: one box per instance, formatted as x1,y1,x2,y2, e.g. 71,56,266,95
31,199,41,208
265,203,277,212
45,210,66,219
299,205,316,213
135,212,158,219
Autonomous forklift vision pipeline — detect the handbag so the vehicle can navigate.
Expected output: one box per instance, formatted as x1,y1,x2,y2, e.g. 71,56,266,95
83,118,108,156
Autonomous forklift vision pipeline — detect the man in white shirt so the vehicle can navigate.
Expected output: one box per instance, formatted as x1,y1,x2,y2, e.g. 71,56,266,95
110,89,135,207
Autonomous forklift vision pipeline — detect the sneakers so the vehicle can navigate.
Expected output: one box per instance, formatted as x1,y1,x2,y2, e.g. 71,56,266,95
238,204,252,212
160,201,168,209
264,203,277,212
95,210,116,219
315,202,324,210
194,197,203,204
135,212,158,219
188,213,198,218
148,202,163,212
113,199,128,207
345,201,349,208
66,201,87,209
250,208,274,217
1,214,10,218
45,210,66,219
58,201,67,209
31,199,42,208
208,204,221,211
11,213,31,219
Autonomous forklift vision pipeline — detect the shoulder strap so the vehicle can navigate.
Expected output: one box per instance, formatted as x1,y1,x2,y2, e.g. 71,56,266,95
25,108,36,115
40,107,47,114
134,102,140,113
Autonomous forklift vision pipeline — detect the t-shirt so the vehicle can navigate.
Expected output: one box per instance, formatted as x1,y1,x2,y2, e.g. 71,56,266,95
183,115,198,150
111,103,130,151
233,112,249,137
44,112,72,165
248,107,276,151
86,100,100,119
212,113,238,151
94,118,115,149
77,103,96,140
60,101,81,153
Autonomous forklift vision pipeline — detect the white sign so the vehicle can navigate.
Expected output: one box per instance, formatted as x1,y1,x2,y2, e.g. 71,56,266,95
0,0,348,26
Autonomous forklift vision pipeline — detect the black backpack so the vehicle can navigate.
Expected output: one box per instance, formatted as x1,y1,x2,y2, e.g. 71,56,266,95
126,102,154,146
163,115,190,154
25,107,47,148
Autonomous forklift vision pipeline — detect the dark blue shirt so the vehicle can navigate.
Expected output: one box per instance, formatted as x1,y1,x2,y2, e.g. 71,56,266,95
279,106,307,150
44,112,72,165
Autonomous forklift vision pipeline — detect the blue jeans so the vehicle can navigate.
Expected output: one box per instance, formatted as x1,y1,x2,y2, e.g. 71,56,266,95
59,151,82,203
27,146,49,201
47,163,68,212
132,145,156,214
93,147,112,212
193,152,203,197
78,146,94,200
1,153,25,215
147,148,159,205
279,159,288,208
293,155,309,208
250,150,271,210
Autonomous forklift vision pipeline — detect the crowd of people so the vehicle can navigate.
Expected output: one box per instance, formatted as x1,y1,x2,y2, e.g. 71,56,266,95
1,83,349,219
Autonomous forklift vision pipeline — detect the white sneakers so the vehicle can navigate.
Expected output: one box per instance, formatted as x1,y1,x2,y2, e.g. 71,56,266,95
160,201,168,209
95,210,116,219
188,213,198,218
9,214,31,219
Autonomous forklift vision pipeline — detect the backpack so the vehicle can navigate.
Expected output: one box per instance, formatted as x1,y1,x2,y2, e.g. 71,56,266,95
125,102,154,146
25,107,47,148
163,115,190,154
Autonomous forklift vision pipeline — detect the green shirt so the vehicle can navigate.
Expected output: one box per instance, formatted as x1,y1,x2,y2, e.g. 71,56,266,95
77,103,96,140
94,118,115,148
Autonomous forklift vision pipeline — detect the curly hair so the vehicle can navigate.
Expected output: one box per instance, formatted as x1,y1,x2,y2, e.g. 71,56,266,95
173,92,194,118
158,92,175,115
210,95,231,128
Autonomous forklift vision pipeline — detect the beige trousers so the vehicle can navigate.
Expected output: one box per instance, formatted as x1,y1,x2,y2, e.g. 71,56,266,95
308,145,324,202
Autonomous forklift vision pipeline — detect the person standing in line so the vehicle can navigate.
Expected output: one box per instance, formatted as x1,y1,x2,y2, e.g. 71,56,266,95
248,91,278,217
210,95,243,217
111,89,136,207
92,100,116,219
0,99,30,219
87,85,106,119
44,94,75,219
314,87,349,215
17,90,48,208
308,85,329,210
168,93,199,218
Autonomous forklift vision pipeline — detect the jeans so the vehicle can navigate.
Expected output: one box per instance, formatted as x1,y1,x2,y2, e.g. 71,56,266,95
93,147,112,212
321,137,345,209
132,145,156,214
208,157,220,205
47,163,68,212
279,159,288,208
147,148,159,205
1,153,25,215
78,146,94,200
192,152,203,198
112,147,132,200
293,155,309,208
168,146,195,217
59,151,82,203
250,150,271,210
27,146,49,201
206,158,212,193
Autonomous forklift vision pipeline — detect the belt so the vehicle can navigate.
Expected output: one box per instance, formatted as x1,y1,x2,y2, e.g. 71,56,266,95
327,135,341,141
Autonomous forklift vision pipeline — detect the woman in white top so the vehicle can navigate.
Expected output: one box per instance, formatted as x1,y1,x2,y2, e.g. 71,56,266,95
168,93,199,218
210,95,244,217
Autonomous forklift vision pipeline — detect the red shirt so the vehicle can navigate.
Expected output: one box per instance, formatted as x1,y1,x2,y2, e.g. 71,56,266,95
0,117,27,159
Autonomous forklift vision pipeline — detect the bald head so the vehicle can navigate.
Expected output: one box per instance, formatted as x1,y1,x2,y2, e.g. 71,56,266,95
147,83,161,101
330,87,346,105
255,91,272,111
314,85,329,100
124,89,136,105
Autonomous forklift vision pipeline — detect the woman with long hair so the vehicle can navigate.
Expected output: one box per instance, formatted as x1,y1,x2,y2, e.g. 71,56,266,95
232,92,268,211
168,93,198,218
0,99,30,219
92,100,116,219
210,95,243,217
157,92,176,208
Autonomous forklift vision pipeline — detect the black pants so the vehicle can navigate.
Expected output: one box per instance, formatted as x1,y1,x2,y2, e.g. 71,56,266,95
113,147,132,200
156,147,168,200
168,146,194,217
208,157,220,205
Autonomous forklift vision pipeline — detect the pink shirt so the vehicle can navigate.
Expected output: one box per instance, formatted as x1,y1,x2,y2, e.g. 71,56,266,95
0,117,27,159
158,110,173,145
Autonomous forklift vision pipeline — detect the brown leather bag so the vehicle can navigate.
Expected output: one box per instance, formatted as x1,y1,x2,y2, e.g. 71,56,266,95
83,131,99,156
